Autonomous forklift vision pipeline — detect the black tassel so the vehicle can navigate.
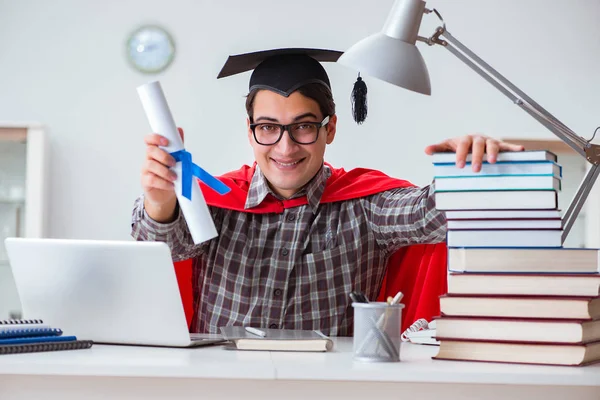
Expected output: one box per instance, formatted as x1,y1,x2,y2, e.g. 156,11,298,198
351,73,368,124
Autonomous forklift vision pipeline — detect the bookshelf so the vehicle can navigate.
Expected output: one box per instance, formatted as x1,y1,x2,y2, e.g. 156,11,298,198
0,122,48,320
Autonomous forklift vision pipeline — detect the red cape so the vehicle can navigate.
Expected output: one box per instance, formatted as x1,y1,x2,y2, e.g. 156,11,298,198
173,163,447,333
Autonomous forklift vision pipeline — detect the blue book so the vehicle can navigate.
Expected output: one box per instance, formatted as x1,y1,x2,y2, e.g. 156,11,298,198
435,175,561,192
435,190,557,211
447,229,562,249
0,335,77,346
433,161,562,178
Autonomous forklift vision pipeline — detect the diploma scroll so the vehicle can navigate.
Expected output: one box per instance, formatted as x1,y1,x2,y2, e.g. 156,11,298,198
137,81,230,244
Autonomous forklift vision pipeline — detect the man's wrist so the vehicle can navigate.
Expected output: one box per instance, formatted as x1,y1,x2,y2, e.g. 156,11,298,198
144,196,179,223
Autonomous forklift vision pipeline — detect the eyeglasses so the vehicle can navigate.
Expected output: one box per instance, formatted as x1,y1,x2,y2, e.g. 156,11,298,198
250,116,330,146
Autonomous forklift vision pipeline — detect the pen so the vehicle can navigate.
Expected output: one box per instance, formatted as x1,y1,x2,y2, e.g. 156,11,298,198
390,291,404,306
245,326,266,337
349,291,368,303
382,291,404,331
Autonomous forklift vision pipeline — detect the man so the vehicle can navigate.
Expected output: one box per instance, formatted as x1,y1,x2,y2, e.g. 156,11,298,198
131,49,523,336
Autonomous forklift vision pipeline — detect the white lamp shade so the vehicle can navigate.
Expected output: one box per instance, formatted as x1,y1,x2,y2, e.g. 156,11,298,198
338,32,432,96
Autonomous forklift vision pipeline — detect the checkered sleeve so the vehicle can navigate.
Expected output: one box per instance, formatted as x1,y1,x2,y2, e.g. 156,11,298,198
130,194,211,261
361,183,447,253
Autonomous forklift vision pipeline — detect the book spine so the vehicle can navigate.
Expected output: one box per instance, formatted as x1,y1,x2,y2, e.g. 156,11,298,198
0,340,93,355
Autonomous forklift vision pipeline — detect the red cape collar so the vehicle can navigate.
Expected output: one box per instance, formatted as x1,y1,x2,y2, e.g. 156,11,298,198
200,163,415,214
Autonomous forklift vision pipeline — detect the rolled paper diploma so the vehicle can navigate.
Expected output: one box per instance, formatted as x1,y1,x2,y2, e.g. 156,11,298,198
137,81,218,244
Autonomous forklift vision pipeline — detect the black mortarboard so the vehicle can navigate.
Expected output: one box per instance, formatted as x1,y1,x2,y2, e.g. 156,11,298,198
217,48,341,96
217,47,368,124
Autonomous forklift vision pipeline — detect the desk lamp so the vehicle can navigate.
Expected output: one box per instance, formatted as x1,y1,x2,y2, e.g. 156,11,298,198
338,0,600,244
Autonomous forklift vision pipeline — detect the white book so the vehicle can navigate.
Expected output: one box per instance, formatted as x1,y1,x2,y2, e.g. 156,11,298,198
433,161,561,178
434,340,600,366
447,229,563,248
439,295,600,320
447,273,600,297
431,150,557,164
445,209,561,220
406,328,436,339
435,190,558,210
448,247,600,274
434,175,560,191
434,318,600,344
407,335,440,346
447,219,562,230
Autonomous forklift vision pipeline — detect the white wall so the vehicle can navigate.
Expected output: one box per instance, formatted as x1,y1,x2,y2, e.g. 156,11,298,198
0,0,598,241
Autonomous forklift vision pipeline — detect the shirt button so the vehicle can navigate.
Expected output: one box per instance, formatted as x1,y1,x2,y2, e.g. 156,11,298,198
281,248,289,256
269,323,278,329
286,214,296,222
274,289,282,297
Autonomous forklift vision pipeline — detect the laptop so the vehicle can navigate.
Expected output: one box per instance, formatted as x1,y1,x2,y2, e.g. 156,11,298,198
4,237,225,348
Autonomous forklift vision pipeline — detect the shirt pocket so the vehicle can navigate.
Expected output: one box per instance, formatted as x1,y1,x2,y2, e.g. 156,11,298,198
303,225,339,254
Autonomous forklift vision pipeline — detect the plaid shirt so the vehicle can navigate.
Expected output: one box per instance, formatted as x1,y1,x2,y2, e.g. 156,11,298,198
131,165,446,336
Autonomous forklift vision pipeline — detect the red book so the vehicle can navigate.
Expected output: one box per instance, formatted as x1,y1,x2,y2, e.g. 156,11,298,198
439,294,600,320
434,316,600,344
448,247,600,274
434,339,600,366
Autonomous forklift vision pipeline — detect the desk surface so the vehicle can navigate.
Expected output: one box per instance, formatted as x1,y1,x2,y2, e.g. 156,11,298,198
1,338,599,387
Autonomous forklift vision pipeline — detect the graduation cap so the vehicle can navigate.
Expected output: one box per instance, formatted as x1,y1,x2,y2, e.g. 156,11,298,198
217,48,369,124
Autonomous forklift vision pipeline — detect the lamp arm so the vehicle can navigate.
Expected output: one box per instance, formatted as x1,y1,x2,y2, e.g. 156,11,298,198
418,26,600,244
561,164,600,243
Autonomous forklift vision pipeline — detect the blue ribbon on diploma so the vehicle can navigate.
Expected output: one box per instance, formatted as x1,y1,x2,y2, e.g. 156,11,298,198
170,149,231,200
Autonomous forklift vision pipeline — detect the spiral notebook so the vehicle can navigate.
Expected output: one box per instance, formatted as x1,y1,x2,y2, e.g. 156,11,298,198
0,319,93,355
0,340,93,355
0,319,45,325
0,335,77,346
1,319,50,333
0,328,63,339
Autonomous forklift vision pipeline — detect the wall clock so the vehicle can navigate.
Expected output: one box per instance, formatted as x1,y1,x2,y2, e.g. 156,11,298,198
127,25,175,74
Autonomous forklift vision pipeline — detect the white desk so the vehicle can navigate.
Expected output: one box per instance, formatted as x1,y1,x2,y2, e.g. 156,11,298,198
0,338,598,400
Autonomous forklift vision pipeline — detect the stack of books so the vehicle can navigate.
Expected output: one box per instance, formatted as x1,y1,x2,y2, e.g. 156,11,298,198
431,151,600,366
0,318,93,355
433,150,562,248
434,248,600,366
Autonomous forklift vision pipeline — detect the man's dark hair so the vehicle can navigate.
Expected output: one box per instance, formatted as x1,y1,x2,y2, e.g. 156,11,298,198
245,83,336,122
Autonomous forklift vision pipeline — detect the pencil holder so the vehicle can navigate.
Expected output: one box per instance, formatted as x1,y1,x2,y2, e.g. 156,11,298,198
352,302,404,362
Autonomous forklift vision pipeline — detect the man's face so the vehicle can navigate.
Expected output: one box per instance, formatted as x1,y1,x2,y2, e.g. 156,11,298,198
247,90,337,198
